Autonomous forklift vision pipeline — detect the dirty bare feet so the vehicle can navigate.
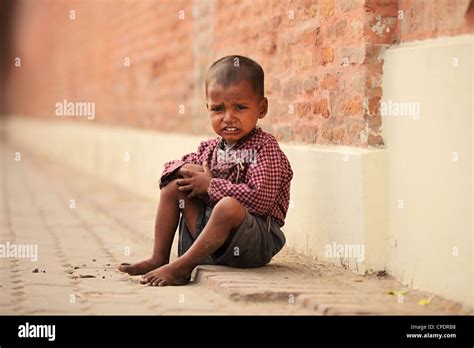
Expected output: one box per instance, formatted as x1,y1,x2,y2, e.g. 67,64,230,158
140,263,192,286
118,257,168,276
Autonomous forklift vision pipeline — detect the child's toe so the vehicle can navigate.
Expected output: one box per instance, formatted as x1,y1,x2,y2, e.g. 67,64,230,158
152,278,162,286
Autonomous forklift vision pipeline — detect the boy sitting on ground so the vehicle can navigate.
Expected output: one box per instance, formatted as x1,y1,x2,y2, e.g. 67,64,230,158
119,55,293,286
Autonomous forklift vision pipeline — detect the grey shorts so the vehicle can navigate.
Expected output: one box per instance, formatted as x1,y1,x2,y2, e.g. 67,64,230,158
178,204,286,268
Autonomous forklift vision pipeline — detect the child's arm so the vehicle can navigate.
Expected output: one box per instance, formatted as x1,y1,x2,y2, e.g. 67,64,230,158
176,162,213,198
159,141,208,188
179,164,204,176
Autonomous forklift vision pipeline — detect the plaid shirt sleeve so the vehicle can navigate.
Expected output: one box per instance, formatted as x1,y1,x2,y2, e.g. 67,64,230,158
207,140,282,216
159,141,208,188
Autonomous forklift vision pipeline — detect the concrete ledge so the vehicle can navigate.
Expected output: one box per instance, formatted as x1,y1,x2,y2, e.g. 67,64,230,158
5,116,388,275
281,144,388,274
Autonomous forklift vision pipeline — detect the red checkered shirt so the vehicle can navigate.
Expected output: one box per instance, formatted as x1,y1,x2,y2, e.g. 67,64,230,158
159,127,293,226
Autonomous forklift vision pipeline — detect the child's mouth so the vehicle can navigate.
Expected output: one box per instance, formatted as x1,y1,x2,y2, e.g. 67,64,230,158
222,127,240,135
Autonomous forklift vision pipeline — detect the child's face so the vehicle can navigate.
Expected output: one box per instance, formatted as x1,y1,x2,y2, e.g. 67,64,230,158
206,80,268,145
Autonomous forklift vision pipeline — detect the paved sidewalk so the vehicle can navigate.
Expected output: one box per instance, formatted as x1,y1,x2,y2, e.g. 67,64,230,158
0,142,468,315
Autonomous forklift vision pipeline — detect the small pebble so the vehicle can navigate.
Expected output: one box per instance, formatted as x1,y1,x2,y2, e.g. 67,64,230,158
32,268,39,273
78,274,96,279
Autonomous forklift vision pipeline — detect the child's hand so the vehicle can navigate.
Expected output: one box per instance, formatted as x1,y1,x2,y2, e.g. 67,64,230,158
177,162,213,198
179,164,204,178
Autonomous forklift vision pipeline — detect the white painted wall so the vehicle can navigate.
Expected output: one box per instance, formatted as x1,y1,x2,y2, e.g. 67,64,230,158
381,35,473,307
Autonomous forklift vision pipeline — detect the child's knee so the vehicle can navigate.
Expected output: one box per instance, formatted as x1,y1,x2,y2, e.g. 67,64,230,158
160,179,181,197
213,197,245,224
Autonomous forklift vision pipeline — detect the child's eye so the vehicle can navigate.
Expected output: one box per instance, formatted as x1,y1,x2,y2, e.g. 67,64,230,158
211,106,223,112
236,105,247,111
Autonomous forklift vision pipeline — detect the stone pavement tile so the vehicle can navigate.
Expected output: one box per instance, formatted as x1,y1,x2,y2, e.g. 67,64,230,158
10,216,45,230
13,265,67,282
0,280,24,307
9,226,55,241
78,198,156,246
139,285,233,315
19,284,84,315
73,274,138,294
80,301,159,315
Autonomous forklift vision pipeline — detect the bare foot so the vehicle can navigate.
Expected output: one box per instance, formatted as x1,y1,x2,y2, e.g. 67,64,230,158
118,258,168,276
140,263,191,286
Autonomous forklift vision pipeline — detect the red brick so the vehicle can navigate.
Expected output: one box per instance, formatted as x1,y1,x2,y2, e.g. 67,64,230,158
367,115,382,128
282,79,303,99
341,46,366,65
321,47,335,65
368,96,381,115
347,119,367,145
341,0,363,12
364,15,397,45
313,99,330,118
273,124,294,142
336,20,347,37
342,97,364,116
303,76,318,93
320,74,340,90
321,124,346,144
365,0,398,17
321,0,335,18
296,102,311,116
368,134,384,146
347,72,367,94
367,87,382,98
296,122,319,143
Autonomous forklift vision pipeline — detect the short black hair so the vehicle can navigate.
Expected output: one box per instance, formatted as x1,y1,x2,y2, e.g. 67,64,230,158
205,55,264,99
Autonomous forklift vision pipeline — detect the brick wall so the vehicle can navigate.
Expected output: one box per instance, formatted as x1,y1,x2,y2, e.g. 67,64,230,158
396,0,473,42
2,0,472,147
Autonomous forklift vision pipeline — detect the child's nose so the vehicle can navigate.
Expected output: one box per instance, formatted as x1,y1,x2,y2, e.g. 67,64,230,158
223,111,237,123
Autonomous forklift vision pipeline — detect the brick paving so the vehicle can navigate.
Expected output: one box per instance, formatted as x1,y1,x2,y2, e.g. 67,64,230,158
0,143,468,315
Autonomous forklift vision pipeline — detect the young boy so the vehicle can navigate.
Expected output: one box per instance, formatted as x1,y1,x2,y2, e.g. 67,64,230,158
119,55,293,286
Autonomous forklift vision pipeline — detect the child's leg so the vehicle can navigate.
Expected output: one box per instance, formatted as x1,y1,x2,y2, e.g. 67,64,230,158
140,196,246,286
119,178,202,275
